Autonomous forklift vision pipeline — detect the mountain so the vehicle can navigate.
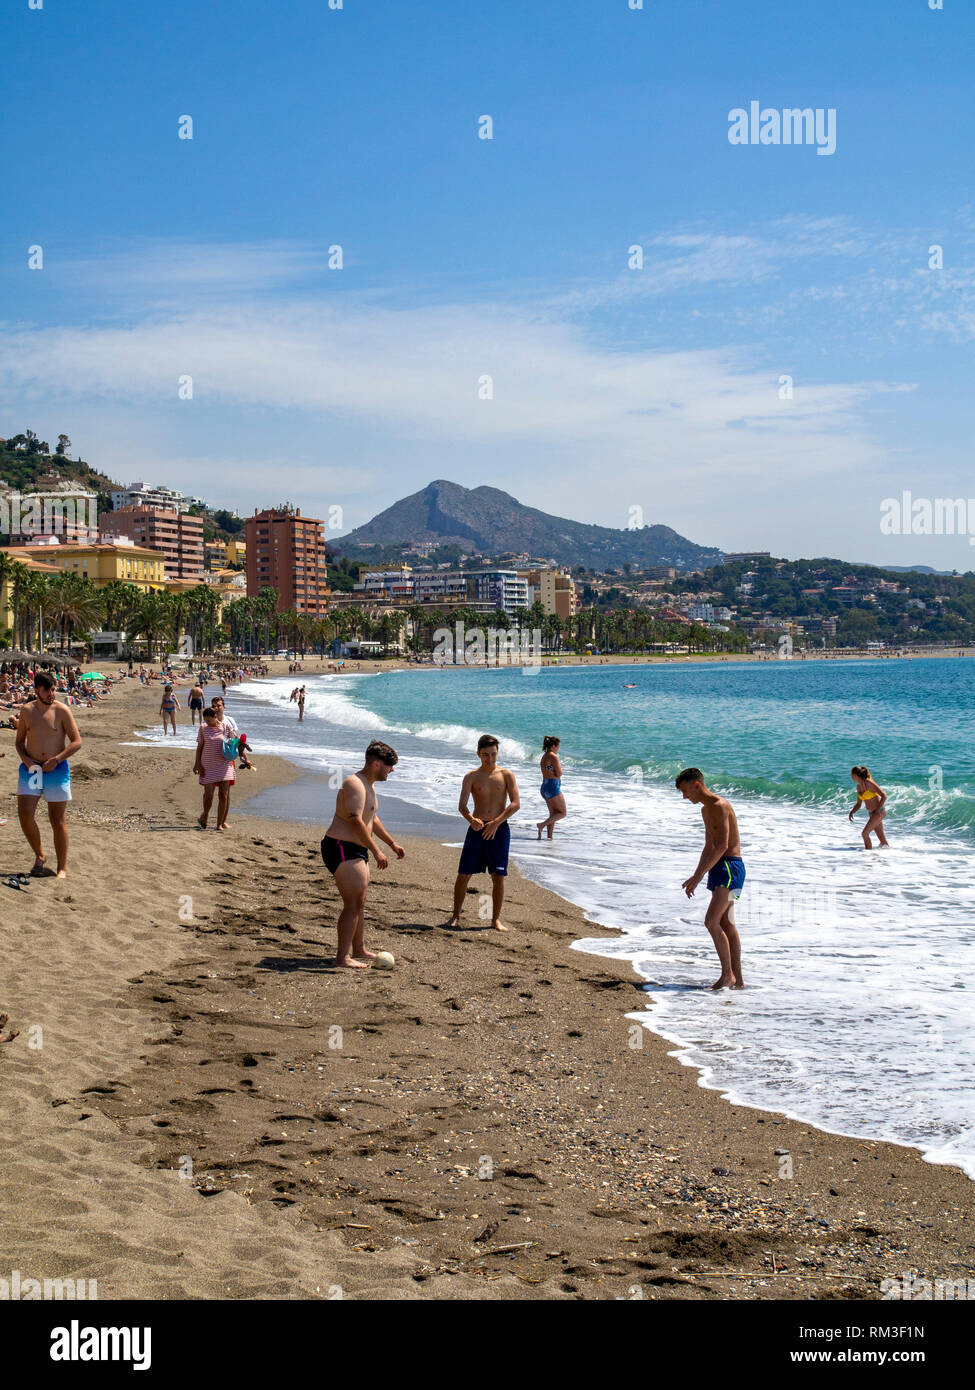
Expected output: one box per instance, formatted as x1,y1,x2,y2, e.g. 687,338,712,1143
333,480,723,571
854,564,958,577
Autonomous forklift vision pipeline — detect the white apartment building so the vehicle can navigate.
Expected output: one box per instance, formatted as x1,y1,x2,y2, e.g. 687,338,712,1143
110,482,208,514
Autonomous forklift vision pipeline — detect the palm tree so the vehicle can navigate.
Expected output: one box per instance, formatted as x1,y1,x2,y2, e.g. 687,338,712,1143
46,573,103,653
130,590,170,661
165,592,188,653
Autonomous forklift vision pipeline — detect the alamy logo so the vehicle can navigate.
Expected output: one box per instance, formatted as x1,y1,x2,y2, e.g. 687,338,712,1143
433,622,542,673
0,490,97,538
881,492,975,543
50,1320,150,1370
728,101,836,156
1,1269,97,1300
881,1270,975,1301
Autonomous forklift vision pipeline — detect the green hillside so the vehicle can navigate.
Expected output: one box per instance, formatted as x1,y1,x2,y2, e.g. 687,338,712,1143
0,430,120,498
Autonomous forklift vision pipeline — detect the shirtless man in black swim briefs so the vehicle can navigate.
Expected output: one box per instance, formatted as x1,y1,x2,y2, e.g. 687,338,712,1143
321,740,405,969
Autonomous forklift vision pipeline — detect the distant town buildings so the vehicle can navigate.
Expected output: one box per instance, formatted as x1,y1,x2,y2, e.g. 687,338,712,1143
245,506,330,614
348,565,575,621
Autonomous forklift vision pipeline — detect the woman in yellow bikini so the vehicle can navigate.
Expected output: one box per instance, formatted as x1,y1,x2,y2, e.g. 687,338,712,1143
849,765,889,848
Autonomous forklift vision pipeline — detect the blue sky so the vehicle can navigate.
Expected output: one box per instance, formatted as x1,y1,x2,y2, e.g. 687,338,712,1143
2,0,973,567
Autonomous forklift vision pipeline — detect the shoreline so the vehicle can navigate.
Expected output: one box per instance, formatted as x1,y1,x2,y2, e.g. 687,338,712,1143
206,648,975,681
1,674,972,1299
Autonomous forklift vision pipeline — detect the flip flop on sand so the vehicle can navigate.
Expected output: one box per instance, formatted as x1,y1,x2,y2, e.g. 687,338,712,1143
4,876,28,891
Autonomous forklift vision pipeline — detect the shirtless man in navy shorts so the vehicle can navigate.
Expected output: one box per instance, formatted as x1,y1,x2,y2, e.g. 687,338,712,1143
675,767,746,990
447,734,521,932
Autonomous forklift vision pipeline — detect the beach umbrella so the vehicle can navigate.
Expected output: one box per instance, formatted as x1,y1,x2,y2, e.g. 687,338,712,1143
78,672,105,681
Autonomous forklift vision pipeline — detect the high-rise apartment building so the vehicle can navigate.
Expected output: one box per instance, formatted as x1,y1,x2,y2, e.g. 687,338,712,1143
245,507,330,614
100,506,205,580
518,567,578,620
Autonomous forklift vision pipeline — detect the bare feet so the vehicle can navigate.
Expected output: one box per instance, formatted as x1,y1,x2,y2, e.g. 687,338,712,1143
0,1012,19,1044
536,821,546,840
709,974,737,990
491,919,509,932
56,868,67,879
335,955,370,970
446,915,461,928
197,815,207,829
353,949,378,962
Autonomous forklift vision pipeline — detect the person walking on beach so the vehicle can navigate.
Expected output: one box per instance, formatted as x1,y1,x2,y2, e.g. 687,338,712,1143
193,707,235,831
188,681,205,726
160,683,181,735
675,768,745,990
536,734,566,840
211,695,255,771
15,670,82,879
321,740,405,969
849,765,889,848
448,735,521,932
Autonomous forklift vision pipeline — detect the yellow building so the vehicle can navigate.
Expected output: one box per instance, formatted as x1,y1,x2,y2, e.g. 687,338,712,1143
225,538,246,566
1,541,166,592
518,567,578,620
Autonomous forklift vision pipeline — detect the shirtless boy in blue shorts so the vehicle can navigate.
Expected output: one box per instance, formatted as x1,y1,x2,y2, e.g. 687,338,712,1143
675,767,745,990
447,735,520,932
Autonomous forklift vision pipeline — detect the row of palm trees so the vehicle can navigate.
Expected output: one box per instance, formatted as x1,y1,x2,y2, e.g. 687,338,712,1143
0,553,228,660
221,593,402,657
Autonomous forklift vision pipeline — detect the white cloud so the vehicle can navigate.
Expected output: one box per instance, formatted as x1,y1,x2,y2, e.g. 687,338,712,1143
0,232,950,555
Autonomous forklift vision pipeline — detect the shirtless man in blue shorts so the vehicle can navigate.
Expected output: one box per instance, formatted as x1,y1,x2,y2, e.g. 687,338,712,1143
675,767,745,989
447,734,521,932
16,670,83,879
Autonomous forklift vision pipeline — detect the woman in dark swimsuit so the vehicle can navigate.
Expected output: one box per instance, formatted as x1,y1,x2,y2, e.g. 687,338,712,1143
159,684,180,736
537,735,566,840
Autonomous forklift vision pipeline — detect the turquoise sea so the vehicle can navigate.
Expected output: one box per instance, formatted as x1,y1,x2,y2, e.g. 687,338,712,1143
137,656,975,1177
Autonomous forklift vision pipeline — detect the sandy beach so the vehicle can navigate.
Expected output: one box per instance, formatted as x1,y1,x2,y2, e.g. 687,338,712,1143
1,672,972,1301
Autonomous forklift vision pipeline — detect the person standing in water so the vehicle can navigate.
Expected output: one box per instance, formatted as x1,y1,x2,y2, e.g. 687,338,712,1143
849,765,889,848
675,767,745,990
536,734,566,840
159,683,180,735
297,685,306,722
188,680,205,726
321,741,405,969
